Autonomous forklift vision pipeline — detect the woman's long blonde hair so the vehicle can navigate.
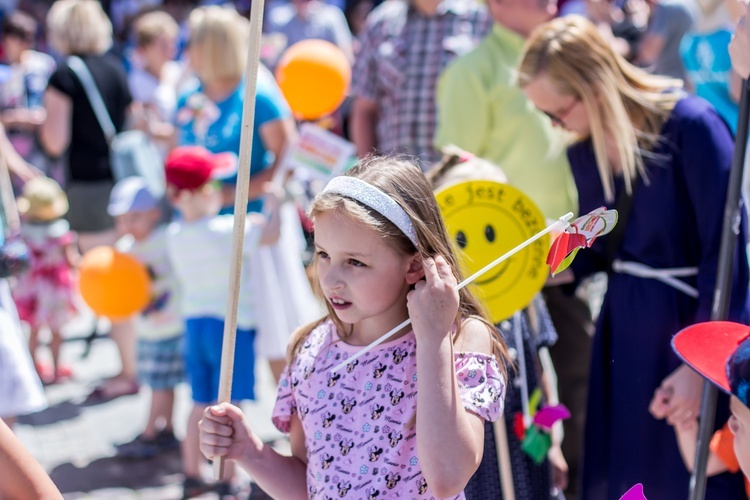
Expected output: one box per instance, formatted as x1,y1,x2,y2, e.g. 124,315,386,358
517,15,683,202
288,157,509,375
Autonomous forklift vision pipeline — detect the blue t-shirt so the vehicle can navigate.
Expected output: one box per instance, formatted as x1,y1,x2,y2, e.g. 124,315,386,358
175,68,291,212
681,29,738,134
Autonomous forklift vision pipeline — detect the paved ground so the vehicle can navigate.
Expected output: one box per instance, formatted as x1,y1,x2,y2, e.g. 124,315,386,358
13,313,287,499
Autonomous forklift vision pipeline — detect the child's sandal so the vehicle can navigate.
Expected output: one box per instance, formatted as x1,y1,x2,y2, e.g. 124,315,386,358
115,434,159,459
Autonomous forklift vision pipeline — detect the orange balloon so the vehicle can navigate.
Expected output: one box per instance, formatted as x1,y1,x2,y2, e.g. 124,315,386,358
275,39,351,120
78,246,151,320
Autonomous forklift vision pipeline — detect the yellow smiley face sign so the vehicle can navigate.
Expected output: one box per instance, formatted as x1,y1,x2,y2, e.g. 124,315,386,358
435,180,549,323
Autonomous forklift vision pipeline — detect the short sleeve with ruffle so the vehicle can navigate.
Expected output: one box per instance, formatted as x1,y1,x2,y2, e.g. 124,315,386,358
271,365,297,433
455,352,505,422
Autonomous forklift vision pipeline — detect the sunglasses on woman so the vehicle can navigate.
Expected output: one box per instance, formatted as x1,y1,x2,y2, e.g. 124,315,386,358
541,98,579,127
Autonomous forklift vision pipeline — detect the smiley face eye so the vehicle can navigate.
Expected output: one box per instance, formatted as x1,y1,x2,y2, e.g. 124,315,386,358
485,225,495,243
456,231,467,249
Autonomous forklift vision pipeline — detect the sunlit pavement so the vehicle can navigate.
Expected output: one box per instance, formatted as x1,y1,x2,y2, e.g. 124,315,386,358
14,312,285,499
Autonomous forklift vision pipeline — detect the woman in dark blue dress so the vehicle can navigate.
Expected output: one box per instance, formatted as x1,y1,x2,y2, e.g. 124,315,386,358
516,15,750,500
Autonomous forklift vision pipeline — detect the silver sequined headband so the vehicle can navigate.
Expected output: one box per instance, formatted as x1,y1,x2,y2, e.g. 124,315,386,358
320,176,419,247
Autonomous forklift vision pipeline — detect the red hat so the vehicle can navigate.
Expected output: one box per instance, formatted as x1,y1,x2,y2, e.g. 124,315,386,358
164,146,237,191
672,321,750,407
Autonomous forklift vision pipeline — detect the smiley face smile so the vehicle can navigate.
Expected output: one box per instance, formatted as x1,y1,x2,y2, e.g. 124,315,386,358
473,259,511,286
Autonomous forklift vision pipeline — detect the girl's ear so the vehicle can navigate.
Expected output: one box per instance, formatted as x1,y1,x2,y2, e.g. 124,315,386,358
405,254,425,285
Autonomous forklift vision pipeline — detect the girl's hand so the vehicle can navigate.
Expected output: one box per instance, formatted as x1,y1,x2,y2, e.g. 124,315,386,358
548,444,569,493
199,403,259,462
650,364,703,426
649,386,672,420
407,256,459,344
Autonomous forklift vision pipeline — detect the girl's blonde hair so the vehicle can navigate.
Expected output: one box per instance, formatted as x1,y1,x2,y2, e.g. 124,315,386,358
46,0,113,56
288,157,509,374
517,15,683,202
188,6,249,83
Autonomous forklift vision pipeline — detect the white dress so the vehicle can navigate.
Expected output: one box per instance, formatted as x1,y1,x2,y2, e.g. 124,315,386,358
0,279,46,418
251,202,323,360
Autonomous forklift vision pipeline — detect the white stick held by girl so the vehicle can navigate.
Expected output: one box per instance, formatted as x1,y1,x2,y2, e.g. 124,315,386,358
199,157,510,499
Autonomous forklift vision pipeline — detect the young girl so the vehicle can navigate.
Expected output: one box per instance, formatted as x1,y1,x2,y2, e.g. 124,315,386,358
12,177,78,384
199,157,509,498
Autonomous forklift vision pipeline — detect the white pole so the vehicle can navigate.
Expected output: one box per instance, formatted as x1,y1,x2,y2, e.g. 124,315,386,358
214,0,267,480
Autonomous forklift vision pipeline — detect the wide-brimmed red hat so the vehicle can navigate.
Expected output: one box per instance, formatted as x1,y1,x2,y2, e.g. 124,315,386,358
672,321,750,407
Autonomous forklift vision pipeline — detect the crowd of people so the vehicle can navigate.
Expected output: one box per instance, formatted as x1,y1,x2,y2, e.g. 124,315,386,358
0,0,749,498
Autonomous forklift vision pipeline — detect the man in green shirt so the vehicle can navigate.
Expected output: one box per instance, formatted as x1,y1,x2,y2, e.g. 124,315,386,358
435,0,576,220
435,2,591,498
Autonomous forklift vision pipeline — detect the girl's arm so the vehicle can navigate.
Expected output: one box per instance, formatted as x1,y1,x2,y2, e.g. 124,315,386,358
199,403,308,499
409,257,487,498
250,116,297,199
673,420,728,476
0,419,62,499
416,317,487,498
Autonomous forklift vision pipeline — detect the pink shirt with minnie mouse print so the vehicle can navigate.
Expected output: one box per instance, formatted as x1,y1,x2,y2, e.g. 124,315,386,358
272,318,505,499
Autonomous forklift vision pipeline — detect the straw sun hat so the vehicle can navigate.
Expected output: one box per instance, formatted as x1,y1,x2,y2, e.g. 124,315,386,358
17,177,69,222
